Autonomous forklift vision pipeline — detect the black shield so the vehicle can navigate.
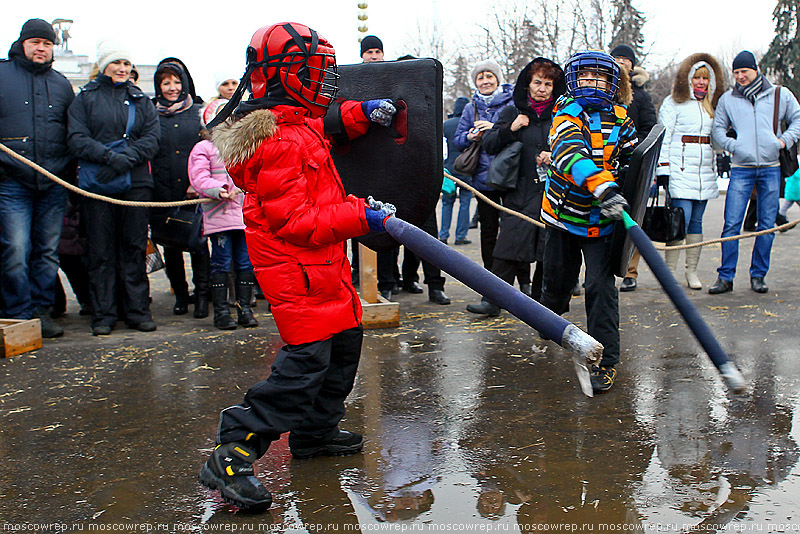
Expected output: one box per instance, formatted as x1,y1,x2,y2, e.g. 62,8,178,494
610,124,666,277
331,59,444,251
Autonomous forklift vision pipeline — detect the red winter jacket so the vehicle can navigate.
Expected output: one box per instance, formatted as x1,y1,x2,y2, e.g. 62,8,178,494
213,103,371,344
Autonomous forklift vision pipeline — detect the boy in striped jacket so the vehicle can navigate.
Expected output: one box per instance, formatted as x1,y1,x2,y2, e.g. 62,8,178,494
540,51,637,393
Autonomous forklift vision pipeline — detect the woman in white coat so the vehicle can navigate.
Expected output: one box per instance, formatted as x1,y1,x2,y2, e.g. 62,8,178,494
656,53,726,289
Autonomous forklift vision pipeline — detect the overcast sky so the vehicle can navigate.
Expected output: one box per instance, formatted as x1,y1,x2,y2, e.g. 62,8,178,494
0,0,777,98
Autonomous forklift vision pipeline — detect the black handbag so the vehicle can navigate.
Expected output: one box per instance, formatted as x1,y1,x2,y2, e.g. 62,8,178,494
150,205,206,253
78,102,135,195
453,105,481,176
774,85,799,179
485,141,523,191
642,190,685,243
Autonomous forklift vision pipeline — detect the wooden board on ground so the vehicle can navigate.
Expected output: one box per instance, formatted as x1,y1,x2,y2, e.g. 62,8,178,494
358,242,400,329
360,296,400,329
0,319,42,357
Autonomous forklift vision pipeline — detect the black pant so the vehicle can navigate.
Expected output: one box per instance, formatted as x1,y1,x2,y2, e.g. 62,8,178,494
163,245,210,301
377,247,401,292
400,213,446,291
83,187,152,328
492,258,540,300
476,190,503,270
53,253,91,315
540,227,619,368
217,326,363,457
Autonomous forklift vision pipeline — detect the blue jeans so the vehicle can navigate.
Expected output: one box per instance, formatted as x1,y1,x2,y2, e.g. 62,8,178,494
670,198,708,234
439,189,473,241
209,230,252,274
0,181,67,318
718,166,781,280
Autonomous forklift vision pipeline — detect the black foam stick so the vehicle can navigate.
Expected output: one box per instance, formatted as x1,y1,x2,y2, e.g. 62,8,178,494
621,212,746,393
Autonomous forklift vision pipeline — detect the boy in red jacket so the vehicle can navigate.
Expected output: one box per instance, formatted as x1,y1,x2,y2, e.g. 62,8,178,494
198,22,397,512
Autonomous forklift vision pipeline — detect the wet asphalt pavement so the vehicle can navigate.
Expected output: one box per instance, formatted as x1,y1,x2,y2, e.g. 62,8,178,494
1,195,799,532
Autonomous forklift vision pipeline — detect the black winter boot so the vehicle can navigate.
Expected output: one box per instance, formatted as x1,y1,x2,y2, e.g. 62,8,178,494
211,272,237,330
193,254,210,319
236,271,259,328
289,429,364,459
466,298,500,317
34,307,64,338
194,290,210,319
199,442,272,512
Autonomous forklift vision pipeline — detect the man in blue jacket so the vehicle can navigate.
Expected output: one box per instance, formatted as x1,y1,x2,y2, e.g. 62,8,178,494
0,19,74,337
710,51,800,294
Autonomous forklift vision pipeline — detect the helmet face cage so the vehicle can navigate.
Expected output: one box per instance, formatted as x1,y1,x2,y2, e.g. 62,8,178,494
250,23,339,114
565,51,620,108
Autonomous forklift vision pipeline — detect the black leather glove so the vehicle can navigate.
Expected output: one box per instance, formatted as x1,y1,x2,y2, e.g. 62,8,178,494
95,165,119,184
107,152,133,175
598,187,629,221
656,175,669,188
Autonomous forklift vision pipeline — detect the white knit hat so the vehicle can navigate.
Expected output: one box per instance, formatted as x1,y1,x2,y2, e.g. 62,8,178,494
96,40,133,75
470,60,504,86
214,73,240,92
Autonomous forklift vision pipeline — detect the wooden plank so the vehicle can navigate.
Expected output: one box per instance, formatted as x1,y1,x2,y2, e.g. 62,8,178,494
360,297,400,329
358,243,379,304
0,318,43,357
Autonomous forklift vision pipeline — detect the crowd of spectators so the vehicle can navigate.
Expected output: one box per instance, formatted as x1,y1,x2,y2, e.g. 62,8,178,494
1,18,798,351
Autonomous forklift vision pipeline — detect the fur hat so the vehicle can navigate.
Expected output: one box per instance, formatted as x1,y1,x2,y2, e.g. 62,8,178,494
673,52,726,107
96,40,132,75
360,35,383,56
18,19,56,43
470,60,503,86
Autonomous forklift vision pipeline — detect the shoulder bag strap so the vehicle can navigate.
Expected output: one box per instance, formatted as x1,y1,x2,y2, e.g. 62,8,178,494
773,85,781,135
123,100,136,139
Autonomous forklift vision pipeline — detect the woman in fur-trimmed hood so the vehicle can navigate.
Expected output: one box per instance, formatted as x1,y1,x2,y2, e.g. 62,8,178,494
656,52,726,290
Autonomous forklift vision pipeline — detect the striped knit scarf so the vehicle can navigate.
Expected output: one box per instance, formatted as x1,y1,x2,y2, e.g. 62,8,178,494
155,94,194,117
737,74,764,104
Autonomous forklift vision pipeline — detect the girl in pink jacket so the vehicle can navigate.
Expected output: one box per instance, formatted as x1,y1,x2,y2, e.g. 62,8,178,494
188,100,257,330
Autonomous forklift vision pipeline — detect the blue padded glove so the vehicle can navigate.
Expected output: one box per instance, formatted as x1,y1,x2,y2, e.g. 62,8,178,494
365,208,391,233
361,99,397,127
365,195,397,233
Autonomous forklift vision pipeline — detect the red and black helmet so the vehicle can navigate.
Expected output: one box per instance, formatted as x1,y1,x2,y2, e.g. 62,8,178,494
247,22,338,116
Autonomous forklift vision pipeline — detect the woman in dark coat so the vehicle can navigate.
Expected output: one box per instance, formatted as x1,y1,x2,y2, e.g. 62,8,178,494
466,57,565,316
67,44,160,335
149,58,210,317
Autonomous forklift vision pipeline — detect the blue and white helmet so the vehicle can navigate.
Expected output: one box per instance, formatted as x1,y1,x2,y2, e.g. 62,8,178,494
564,51,620,108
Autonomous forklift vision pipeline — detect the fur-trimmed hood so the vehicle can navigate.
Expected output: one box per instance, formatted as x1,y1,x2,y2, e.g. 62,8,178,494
631,66,650,88
212,109,277,167
616,66,633,106
672,52,726,107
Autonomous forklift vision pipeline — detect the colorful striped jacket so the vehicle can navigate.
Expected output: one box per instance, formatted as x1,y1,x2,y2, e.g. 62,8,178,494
542,95,637,237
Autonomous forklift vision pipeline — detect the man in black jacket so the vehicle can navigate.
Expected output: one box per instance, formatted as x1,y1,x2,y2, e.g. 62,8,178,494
611,44,657,292
0,19,74,338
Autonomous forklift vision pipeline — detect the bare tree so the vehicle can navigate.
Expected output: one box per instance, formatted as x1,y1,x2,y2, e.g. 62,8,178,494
474,1,544,83
608,0,647,59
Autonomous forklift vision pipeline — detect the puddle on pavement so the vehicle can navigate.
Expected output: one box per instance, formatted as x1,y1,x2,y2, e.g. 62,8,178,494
1,308,799,531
